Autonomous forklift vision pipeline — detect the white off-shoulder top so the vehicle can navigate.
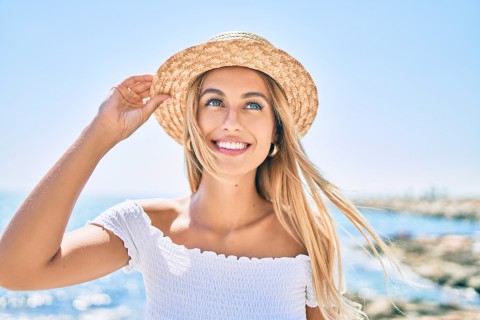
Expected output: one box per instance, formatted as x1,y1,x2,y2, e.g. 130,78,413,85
90,200,319,319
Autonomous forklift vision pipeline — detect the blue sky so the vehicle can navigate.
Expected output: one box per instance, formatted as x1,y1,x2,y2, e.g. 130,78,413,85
0,1,479,198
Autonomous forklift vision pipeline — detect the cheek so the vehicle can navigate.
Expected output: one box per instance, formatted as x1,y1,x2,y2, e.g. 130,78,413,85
262,112,276,139
196,111,214,135
251,118,275,145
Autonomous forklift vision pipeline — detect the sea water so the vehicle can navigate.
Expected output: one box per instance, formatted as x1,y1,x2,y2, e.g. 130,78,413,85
0,191,479,319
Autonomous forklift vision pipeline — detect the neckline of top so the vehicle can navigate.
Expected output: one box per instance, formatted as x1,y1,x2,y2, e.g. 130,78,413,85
127,200,310,263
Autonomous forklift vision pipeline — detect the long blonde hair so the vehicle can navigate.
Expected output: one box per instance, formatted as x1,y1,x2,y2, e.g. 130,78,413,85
183,69,399,320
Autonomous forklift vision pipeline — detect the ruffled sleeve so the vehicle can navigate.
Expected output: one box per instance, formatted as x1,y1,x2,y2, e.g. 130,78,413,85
88,200,147,272
304,256,347,308
304,259,319,307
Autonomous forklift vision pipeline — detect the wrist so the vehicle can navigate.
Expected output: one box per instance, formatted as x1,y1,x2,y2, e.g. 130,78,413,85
81,117,122,156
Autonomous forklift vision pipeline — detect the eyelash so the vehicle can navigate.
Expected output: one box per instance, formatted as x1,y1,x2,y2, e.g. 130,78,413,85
204,98,264,110
247,100,264,110
205,98,223,107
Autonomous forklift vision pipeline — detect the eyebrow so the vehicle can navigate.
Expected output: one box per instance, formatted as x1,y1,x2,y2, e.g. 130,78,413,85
200,88,224,98
242,92,269,101
200,88,270,102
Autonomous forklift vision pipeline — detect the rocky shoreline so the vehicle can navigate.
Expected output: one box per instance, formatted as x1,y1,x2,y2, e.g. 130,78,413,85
361,297,479,319
356,198,480,220
356,233,480,319
390,234,480,293
355,296,479,320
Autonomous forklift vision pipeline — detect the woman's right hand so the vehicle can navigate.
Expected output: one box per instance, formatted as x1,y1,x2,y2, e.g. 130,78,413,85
94,74,170,143
0,74,170,290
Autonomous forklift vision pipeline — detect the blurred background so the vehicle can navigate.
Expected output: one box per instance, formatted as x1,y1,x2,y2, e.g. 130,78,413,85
0,1,479,319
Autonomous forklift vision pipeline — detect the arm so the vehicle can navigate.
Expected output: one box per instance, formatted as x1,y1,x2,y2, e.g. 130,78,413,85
0,75,169,290
306,306,324,320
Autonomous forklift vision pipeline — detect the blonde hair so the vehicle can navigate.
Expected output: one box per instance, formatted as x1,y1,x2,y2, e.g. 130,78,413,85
183,69,399,320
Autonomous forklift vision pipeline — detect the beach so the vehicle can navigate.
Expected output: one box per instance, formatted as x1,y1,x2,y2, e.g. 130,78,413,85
358,234,480,319
354,197,480,319
1,193,479,319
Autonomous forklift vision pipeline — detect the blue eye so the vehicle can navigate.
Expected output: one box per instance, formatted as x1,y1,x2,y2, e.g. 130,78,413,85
205,98,223,107
246,101,263,110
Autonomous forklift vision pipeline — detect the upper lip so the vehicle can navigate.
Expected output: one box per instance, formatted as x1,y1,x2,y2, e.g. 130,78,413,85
212,137,251,144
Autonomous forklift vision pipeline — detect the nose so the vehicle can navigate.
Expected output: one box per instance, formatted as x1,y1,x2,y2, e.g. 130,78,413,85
222,107,243,132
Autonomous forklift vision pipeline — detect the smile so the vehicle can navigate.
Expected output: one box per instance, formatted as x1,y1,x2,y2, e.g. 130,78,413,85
215,141,249,150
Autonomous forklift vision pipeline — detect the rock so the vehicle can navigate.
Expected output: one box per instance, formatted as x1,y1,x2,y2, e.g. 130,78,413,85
357,297,480,319
356,296,412,319
467,276,480,293
387,234,480,291
415,263,446,280
440,235,472,253
363,297,401,318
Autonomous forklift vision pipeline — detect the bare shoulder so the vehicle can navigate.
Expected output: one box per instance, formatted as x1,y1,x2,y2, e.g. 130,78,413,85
135,195,188,213
259,209,308,258
134,195,190,235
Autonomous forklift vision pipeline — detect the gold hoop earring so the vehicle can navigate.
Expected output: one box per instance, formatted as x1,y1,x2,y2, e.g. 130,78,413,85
268,143,279,157
185,137,193,152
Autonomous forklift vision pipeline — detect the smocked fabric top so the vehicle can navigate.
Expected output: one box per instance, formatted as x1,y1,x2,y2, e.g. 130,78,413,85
90,200,319,319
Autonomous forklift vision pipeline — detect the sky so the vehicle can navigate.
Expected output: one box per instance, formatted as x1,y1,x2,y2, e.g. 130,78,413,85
0,1,479,199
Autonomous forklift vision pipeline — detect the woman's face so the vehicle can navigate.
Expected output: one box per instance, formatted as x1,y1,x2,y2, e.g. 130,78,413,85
197,66,276,177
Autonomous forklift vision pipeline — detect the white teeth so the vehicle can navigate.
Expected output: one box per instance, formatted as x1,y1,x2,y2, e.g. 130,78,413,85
216,141,248,150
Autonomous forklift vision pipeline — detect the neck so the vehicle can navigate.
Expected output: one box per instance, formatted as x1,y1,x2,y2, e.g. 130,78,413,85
189,170,271,236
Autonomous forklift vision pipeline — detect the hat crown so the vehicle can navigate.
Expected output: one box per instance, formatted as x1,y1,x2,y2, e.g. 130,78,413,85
208,31,273,46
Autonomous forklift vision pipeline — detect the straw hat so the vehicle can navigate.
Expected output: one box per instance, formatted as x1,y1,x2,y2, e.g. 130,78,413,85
150,31,318,145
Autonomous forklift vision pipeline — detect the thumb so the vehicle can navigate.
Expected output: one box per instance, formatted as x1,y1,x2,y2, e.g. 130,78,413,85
144,94,171,116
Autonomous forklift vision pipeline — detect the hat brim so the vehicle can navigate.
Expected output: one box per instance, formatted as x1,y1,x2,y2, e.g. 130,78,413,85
151,40,318,144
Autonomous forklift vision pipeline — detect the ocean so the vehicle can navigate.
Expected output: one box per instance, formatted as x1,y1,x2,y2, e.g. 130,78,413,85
0,191,479,319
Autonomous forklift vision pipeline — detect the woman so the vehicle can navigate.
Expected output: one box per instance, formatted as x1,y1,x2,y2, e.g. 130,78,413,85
0,31,397,319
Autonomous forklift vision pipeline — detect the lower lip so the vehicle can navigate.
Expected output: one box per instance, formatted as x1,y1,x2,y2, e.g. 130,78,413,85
211,141,250,156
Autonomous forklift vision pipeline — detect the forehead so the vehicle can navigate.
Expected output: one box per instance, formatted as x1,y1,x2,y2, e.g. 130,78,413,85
200,66,271,96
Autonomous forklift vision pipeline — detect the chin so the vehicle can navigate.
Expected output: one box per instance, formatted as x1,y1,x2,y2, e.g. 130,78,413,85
212,165,258,180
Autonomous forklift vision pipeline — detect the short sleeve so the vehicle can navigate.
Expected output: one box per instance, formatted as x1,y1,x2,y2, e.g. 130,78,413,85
304,256,346,308
88,200,146,272
304,260,319,307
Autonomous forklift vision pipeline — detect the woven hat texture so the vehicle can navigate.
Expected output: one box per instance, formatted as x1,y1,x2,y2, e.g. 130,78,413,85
151,31,318,144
